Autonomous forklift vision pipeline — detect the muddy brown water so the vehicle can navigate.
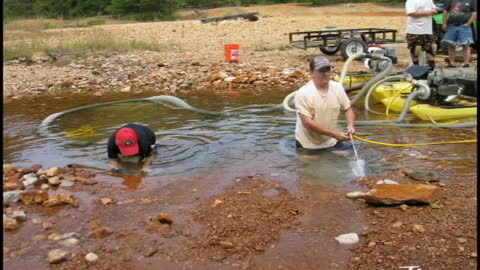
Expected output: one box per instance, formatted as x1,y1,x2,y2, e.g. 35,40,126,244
3,89,477,269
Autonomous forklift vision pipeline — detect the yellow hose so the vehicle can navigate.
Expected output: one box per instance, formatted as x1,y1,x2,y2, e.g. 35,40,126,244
385,85,413,116
353,135,476,147
66,124,118,139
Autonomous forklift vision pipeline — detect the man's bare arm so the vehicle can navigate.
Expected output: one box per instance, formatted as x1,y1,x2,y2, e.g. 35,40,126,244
299,113,349,141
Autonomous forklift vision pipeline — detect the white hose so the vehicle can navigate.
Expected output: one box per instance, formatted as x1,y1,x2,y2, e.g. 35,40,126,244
350,56,393,105
338,52,367,87
364,74,412,114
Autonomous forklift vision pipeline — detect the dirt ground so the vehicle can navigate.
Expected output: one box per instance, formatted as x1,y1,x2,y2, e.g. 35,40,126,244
5,2,465,99
3,2,478,270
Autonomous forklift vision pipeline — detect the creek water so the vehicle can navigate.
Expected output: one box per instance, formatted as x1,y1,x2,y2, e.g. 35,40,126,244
3,89,477,269
3,89,477,186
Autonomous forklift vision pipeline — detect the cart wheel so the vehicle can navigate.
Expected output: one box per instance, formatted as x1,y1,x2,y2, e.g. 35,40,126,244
319,46,340,55
339,38,367,60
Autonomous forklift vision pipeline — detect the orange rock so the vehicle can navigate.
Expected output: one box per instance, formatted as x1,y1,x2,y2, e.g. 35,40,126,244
89,227,113,238
156,212,173,224
51,194,76,205
21,190,49,205
4,182,22,191
364,184,440,206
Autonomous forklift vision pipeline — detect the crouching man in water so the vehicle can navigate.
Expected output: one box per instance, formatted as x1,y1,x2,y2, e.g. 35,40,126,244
107,123,157,174
294,56,356,153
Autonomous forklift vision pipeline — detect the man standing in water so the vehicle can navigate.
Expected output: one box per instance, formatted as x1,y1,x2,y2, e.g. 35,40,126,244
107,123,157,174
294,56,356,152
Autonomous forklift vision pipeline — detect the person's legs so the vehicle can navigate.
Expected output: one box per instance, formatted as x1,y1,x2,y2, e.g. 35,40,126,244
406,34,419,65
457,25,474,66
462,44,471,66
423,34,436,69
442,25,459,66
448,44,457,66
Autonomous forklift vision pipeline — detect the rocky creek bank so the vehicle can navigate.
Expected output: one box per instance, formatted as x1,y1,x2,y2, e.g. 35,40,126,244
3,163,477,269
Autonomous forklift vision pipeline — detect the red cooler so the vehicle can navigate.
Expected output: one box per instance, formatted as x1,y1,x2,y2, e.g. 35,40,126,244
224,44,240,62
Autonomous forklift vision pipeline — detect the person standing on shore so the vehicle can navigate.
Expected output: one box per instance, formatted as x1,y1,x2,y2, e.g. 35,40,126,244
405,0,438,68
107,123,157,174
441,0,477,67
294,56,356,153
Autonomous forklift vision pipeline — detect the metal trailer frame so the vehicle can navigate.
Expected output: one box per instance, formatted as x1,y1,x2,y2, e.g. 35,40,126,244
288,28,400,59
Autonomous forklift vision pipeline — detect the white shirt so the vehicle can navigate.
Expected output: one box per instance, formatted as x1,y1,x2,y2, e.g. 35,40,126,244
294,80,351,149
406,0,435,34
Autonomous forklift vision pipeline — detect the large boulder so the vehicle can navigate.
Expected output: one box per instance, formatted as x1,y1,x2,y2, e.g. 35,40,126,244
363,184,440,206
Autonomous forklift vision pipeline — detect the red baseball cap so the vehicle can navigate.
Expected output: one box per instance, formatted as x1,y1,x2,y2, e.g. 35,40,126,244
115,127,140,156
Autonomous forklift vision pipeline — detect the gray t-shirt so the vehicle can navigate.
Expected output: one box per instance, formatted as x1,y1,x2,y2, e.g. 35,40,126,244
445,0,476,25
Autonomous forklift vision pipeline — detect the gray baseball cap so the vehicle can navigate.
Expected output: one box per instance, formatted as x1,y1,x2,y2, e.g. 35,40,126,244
309,56,331,71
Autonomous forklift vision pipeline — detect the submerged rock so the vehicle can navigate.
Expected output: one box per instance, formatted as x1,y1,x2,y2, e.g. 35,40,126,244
405,171,443,182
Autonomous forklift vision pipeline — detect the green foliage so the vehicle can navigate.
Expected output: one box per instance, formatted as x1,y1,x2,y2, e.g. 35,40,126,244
107,0,182,20
4,0,405,20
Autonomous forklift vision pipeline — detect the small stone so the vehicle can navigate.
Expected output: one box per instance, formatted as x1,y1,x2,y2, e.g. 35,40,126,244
412,224,426,233
75,177,97,185
399,204,409,211
4,217,20,230
47,167,61,177
211,199,223,207
3,191,22,205
42,199,62,207
367,241,376,247
59,238,79,247
60,232,80,240
21,173,39,186
47,249,69,264
120,86,131,92
210,255,225,261
346,191,367,198
144,247,158,257
334,233,359,245
457,238,467,243
21,190,49,205
85,252,99,262
32,218,42,224
52,194,75,204
4,182,22,191
219,241,234,249
100,198,115,205
470,252,477,258
12,210,27,221
59,181,75,187
3,164,18,176
430,203,442,209
32,235,46,241
42,222,53,230
40,184,50,190
439,183,447,187
48,177,61,186
89,227,113,238
156,212,173,224
392,222,403,228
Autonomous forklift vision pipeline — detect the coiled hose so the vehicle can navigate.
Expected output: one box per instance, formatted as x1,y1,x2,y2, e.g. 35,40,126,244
363,74,413,114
